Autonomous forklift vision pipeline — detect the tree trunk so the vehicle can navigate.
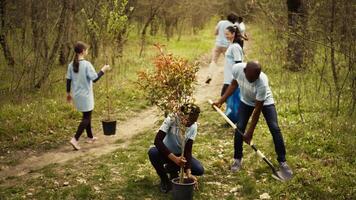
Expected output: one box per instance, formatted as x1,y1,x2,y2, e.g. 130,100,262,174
35,0,70,88
286,0,306,71
329,0,340,116
0,0,15,67
59,0,75,65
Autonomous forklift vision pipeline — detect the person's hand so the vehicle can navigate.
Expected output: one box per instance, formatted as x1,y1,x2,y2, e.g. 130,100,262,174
186,170,199,190
66,94,72,103
187,173,197,182
101,64,111,73
174,156,186,167
212,100,223,109
243,129,253,144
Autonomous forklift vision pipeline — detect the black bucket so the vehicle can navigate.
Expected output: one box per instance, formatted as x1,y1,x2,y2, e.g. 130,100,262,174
171,177,196,200
102,120,117,135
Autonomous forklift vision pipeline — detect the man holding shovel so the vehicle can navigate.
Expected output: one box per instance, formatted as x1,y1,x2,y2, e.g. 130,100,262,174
213,61,293,177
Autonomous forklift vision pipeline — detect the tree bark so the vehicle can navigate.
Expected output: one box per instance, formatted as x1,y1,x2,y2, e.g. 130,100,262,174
0,0,15,67
35,0,70,88
59,0,75,65
286,0,306,71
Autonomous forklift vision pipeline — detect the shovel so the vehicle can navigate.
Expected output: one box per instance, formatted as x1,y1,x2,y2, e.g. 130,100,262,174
208,99,292,182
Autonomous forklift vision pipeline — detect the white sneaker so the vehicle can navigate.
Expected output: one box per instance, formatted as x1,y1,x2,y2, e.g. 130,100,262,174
70,137,81,150
86,136,98,144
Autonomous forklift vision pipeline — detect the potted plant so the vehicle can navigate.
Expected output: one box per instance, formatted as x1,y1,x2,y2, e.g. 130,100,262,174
82,0,131,135
102,56,116,135
138,44,199,199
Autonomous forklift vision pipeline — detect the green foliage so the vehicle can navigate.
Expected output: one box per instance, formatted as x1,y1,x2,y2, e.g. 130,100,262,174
82,0,130,48
137,44,199,114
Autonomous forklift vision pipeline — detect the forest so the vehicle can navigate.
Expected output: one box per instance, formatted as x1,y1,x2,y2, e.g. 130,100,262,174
0,0,355,199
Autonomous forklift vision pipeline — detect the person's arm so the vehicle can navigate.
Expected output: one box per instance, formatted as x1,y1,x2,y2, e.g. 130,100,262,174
66,65,72,103
232,45,243,63
66,79,72,102
154,130,186,167
93,70,104,83
213,79,238,107
154,130,172,157
242,33,248,41
214,22,220,36
243,100,263,144
183,139,193,170
87,63,110,82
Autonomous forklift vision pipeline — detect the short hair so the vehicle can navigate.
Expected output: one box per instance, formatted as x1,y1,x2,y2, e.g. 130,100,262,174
180,103,201,117
227,13,238,23
238,16,243,22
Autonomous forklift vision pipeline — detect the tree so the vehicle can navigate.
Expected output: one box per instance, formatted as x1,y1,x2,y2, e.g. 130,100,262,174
286,0,306,71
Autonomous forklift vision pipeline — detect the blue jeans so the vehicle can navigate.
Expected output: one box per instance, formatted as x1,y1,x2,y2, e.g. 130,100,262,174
148,147,204,180
234,102,287,162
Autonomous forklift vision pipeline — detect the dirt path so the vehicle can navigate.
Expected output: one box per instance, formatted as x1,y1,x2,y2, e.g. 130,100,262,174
0,53,225,180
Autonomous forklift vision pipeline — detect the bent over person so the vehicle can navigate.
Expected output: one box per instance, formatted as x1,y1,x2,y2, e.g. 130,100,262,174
148,103,204,193
213,61,293,177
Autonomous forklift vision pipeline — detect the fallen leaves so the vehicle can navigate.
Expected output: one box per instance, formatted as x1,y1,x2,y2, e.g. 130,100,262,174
259,192,271,199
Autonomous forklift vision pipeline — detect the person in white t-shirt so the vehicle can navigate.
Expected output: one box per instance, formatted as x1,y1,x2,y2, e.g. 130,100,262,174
206,13,238,84
213,61,292,178
221,26,244,123
234,16,248,49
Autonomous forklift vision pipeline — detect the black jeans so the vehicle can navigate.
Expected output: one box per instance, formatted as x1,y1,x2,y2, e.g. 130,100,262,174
148,147,204,180
74,111,93,140
234,102,286,162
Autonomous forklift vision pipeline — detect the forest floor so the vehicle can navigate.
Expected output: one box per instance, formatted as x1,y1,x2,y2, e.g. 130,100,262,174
0,49,222,179
0,24,355,200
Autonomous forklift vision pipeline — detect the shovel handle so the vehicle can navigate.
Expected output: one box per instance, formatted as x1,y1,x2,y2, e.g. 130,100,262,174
208,99,247,138
208,100,237,129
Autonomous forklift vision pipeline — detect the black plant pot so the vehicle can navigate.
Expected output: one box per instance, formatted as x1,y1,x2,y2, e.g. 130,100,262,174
102,120,117,135
171,177,196,200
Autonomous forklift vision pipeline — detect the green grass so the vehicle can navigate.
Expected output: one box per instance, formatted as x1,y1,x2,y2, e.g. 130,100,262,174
1,102,354,199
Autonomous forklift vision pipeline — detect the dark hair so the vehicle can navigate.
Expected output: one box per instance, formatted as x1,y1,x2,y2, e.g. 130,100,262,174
227,13,238,23
226,26,243,46
180,103,200,121
73,41,88,73
238,16,243,22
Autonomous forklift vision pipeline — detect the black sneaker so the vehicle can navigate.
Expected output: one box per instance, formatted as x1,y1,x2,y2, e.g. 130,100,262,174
205,76,212,84
159,177,172,193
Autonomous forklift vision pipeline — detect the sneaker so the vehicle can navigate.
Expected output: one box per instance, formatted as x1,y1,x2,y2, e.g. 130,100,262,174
86,136,98,144
279,162,293,178
205,76,212,84
159,176,172,193
231,159,242,172
70,137,81,150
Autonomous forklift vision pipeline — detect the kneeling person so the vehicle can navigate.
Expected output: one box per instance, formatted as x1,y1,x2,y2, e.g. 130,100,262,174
148,103,204,193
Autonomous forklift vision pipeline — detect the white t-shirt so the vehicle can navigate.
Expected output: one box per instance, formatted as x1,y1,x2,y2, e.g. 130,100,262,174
232,63,274,106
215,20,233,47
159,114,198,155
66,60,99,112
238,22,246,35
224,43,244,84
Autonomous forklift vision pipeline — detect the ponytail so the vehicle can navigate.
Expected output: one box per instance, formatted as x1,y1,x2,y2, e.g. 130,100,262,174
73,41,89,73
73,54,79,73
226,26,243,46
